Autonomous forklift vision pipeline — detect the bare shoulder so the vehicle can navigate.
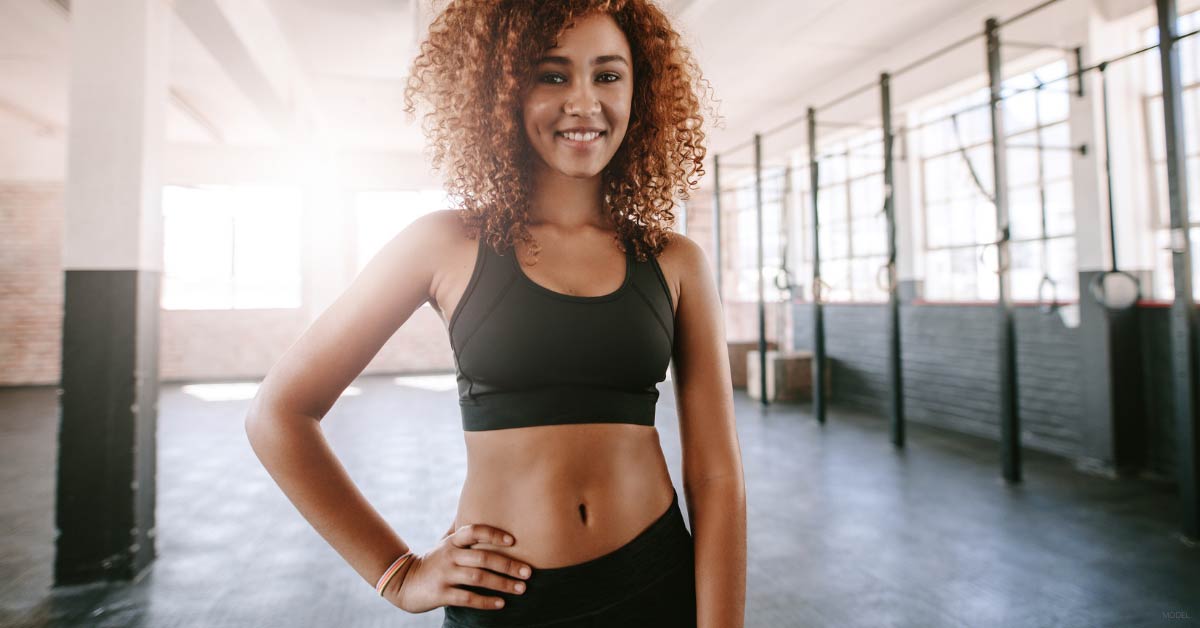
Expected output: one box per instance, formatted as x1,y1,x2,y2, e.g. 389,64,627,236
654,231,711,315
415,209,480,314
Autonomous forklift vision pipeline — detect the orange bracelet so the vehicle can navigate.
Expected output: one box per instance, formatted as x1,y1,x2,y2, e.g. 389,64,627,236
375,551,414,596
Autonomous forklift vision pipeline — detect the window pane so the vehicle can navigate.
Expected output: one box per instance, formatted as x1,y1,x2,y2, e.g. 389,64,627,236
923,156,953,204
1195,228,1200,300
1007,143,1040,187
1043,145,1072,183
819,152,846,186
849,217,879,257
976,245,999,301
818,183,848,226
1190,156,1200,222
1184,88,1200,161
1147,96,1166,162
947,200,976,247
925,249,952,300
822,259,850,301
1009,185,1042,241
974,199,998,245
162,185,302,311
1046,236,1078,301
1038,86,1070,124
1004,87,1039,134
1045,180,1075,237
1154,229,1174,299
851,256,887,301
926,201,951,249
1153,162,1170,227
951,247,979,300
1010,240,1042,301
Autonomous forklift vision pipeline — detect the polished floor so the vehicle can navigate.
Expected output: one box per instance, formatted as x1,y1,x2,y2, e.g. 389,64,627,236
1,374,1198,628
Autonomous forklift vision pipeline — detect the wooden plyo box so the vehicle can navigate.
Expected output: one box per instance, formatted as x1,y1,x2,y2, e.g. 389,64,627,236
727,340,778,389
746,350,832,402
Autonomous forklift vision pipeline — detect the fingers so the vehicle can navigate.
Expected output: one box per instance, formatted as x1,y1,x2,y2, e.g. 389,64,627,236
451,523,516,549
440,523,534,611
446,585,510,610
453,547,533,582
451,564,528,596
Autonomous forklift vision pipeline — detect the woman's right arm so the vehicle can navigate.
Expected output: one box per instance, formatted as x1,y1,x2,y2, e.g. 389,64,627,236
243,210,531,612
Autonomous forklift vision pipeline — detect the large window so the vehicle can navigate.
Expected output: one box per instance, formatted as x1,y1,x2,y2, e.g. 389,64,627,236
917,59,1077,302
354,189,450,273
1142,9,1200,300
730,168,786,302
162,185,303,310
803,128,889,303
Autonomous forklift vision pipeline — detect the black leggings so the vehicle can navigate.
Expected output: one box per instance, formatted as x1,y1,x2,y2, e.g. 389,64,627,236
442,489,697,628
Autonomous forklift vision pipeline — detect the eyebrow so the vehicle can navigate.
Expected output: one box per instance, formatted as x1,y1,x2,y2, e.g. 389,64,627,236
536,54,630,67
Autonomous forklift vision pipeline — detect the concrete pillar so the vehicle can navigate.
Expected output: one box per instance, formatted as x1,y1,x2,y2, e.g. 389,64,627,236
57,0,169,584
1067,0,1146,476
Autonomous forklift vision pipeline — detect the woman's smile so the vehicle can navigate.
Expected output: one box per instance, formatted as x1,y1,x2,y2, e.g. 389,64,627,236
556,130,607,150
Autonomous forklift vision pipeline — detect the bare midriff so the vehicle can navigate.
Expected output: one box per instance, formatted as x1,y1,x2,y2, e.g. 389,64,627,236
432,220,679,571
451,423,677,569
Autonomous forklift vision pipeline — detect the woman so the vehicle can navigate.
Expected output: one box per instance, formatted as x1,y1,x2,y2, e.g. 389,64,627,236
244,1,746,626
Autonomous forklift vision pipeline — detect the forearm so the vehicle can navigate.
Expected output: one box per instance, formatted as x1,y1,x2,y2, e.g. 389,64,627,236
244,411,411,590
685,476,747,628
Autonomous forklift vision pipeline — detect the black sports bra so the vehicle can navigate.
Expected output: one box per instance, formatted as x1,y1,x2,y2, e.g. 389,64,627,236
447,234,675,432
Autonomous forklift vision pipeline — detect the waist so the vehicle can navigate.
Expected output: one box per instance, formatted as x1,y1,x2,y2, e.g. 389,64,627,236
455,426,674,569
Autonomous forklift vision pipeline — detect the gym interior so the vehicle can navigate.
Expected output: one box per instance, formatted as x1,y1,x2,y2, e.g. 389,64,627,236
1,0,1199,626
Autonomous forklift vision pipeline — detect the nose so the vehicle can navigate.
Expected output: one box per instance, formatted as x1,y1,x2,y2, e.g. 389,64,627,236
563,83,601,116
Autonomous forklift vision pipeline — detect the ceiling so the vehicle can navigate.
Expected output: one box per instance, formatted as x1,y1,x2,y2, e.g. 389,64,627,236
0,0,1123,166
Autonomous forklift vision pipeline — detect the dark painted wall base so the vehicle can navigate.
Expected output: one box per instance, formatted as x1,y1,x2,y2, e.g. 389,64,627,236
56,269,160,585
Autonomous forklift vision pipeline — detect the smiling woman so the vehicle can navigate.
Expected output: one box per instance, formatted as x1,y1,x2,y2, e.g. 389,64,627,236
245,2,744,628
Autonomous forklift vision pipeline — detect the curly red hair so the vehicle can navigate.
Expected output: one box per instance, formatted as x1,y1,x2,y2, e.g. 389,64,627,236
402,0,717,262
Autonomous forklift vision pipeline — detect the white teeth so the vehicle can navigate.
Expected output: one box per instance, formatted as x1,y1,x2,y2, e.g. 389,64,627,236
560,131,601,142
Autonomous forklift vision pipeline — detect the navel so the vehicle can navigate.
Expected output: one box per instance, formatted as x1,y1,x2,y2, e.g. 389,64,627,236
578,502,589,525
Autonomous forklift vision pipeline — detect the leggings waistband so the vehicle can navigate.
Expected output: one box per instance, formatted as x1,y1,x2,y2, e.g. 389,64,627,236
444,489,693,626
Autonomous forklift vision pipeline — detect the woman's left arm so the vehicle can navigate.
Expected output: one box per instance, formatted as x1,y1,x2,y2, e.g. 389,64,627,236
665,233,747,628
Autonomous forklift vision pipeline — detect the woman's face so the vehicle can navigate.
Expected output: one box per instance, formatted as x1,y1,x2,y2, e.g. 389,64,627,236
521,12,634,180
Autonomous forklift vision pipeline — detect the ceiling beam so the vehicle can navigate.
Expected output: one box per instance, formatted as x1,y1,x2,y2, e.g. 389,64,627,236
173,0,326,144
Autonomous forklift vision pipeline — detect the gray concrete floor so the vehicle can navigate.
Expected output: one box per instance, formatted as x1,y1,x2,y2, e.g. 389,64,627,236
1,374,1198,628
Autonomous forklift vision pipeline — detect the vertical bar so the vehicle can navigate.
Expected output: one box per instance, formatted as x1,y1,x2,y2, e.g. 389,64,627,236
1099,64,1120,272
987,17,1022,483
808,108,827,423
713,155,724,304
881,73,905,448
755,134,769,406
1157,0,1200,539
1074,46,1085,98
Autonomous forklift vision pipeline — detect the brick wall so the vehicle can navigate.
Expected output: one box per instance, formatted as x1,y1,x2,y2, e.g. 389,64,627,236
0,183,65,385
792,301,1086,460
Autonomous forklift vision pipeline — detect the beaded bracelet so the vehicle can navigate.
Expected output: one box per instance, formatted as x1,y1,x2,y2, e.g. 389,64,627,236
375,551,415,596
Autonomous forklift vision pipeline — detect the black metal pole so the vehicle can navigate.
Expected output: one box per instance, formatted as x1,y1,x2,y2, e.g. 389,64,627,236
987,17,1022,483
714,155,723,304
1074,46,1085,98
754,133,769,406
1099,64,1119,273
807,108,826,423
881,73,905,448
1157,0,1200,539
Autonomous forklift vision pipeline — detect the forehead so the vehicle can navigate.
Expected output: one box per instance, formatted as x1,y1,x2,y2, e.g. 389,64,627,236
545,12,631,58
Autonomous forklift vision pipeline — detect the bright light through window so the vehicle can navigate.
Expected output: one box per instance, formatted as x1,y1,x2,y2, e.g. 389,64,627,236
162,185,303,310
355,189,450,273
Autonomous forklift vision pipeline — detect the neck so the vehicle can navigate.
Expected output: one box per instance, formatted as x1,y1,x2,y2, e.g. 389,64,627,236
527,162,610,231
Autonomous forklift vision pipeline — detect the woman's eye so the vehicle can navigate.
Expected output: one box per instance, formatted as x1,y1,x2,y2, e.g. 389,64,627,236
538,72,621,84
